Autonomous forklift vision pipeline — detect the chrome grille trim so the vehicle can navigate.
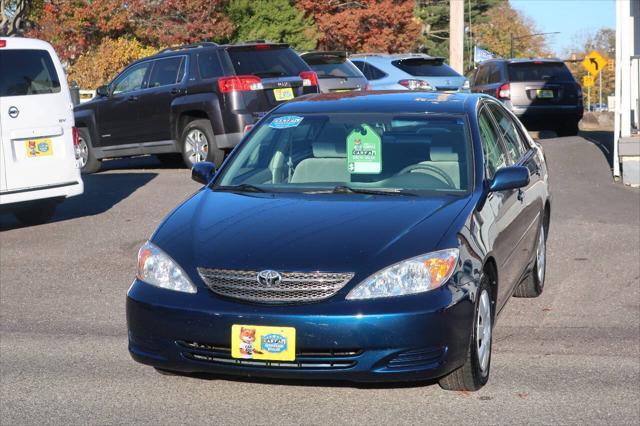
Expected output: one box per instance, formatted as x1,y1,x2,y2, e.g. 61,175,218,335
197,268,354,304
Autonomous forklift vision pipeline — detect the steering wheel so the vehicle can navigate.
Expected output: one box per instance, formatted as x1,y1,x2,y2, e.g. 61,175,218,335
399,163,456,188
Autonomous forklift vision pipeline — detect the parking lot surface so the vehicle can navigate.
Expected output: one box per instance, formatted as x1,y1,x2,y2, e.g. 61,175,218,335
1,134,639,425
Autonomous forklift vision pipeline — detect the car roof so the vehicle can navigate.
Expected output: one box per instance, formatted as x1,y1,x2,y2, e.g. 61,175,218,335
275,91,483,115
480,58,565,65
0,36,56,52
350,53,442,61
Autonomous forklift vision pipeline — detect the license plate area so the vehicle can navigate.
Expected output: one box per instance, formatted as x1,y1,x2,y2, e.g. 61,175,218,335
24,138,53,157
273,87,294,102
535,89,554,99
231,325,296,361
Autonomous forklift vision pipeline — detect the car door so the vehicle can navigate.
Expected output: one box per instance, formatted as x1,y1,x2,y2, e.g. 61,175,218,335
136,56,186,143
97,61,151,147
487,101,543,275
477,104,524,309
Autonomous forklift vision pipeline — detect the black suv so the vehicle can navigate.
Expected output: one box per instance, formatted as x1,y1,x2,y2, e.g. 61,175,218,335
74,41,319,173
470,59,583,136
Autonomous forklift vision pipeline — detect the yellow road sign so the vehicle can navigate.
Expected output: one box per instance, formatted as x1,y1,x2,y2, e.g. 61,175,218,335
583,74,594,88
582,51,607,76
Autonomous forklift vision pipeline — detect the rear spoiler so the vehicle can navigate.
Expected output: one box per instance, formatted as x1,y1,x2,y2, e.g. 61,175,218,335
300,51,348,60
226,42,290,50
396,56,446,65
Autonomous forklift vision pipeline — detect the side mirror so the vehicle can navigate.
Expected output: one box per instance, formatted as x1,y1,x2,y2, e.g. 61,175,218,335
191,162,216,185
488,166,530,192
96,85,109,97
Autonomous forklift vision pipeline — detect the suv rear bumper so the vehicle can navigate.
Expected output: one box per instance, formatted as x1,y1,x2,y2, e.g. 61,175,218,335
510,104,583,121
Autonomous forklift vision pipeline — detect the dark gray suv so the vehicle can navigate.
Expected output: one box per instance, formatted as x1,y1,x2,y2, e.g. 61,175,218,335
470,59,583,136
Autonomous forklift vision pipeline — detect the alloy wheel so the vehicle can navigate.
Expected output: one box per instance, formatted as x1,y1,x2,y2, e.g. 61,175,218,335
77,137,89,168
537,226,546,285
184,129,209,165
476,289,492,373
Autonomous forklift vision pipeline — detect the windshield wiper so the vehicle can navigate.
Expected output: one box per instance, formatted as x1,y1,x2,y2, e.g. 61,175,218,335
330,185,417,196
215,184,266,193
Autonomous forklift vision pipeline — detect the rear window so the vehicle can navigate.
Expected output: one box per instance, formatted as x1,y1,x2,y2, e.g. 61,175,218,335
303,55,363,79
392,58,460,77
507,62,574,82
227,46,309,77
0,49,61,97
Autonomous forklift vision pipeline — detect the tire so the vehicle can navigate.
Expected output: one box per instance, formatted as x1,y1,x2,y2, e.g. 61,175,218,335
514,222,546,298
556,121,579,137
156,153,185,167
439,274,493,391
13,198,59,226
77,128,101,174
180,119,224,168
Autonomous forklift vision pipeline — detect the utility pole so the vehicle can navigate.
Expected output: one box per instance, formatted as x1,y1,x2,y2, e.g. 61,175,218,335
599,68,603,110
449,0,464,74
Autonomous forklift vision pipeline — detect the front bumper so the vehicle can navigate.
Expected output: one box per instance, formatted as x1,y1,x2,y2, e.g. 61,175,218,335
126,279,474,382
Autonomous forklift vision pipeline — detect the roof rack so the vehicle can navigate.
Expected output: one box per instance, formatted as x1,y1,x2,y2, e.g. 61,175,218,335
159,42,219,54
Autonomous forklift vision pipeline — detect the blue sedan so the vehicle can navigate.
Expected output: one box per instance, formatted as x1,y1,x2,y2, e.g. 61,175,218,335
127,92,551,391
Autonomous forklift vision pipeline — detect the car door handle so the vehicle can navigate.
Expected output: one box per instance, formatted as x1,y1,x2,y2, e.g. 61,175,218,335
517,189,525,202
127,96,138,102
170,88,182,95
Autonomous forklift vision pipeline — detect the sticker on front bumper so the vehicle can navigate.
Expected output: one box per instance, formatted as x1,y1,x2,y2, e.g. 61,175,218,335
231,325,296,361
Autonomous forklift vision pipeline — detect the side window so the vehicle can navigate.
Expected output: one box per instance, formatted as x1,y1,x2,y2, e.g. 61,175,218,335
198,51,224,79
112,62,150,95
478,106,508,179
148,57,184,88
488,64,502,84
351,60,386,81
487,103,528,162
474,65,488,86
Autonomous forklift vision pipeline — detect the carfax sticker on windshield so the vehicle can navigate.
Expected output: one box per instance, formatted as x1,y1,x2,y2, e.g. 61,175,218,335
347,124,382,174
269,115,304,129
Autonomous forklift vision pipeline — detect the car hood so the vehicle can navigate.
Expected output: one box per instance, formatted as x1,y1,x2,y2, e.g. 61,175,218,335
152,190,470,276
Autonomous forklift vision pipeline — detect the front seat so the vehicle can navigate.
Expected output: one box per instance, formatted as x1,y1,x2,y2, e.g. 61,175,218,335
291,141,349,184
418,146,461,188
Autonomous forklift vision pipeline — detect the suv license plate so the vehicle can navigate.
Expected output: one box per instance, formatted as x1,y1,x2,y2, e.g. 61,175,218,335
231,324,296,361
536,89,554,99
25,138,53,157
273,88,294,101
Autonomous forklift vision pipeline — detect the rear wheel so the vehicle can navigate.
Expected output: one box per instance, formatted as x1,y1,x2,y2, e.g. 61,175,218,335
13,198,59,226
439,274,493,391
180,119,224,168
514,222,546,298
77,128,101,174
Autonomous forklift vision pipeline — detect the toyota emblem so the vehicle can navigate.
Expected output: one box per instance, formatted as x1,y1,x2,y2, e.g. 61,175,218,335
257,270,282,287
8,106,19,118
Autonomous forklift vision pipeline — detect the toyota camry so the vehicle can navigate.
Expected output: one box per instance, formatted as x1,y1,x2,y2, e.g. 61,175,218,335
127,91,551,391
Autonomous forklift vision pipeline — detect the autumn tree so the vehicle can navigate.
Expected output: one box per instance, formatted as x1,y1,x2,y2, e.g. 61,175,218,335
297,0,421,53
68,37,158,88
228,0,319,50
473,2,550,59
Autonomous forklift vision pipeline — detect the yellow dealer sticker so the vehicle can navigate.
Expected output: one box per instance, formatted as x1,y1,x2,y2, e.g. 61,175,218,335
25,139,53,157
231,325,296,361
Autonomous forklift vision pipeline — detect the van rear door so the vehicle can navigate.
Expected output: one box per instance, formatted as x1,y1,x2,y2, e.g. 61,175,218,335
0,44,78,193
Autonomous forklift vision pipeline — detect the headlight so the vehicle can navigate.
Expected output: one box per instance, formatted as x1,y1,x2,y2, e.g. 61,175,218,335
346,249,459,300
136,241,197,293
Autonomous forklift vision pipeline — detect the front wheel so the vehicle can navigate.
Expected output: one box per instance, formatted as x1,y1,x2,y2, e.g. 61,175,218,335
439,275,493,391
180,119,224,168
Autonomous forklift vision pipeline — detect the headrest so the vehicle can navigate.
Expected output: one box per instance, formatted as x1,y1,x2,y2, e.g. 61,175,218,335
430,146,459,162
312,141,346,158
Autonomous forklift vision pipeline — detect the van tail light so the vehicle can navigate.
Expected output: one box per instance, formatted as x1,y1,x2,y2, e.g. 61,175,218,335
299,71,318,87
398,79,433,91
496,83,510,100
218,75,263,93
72,127,81,160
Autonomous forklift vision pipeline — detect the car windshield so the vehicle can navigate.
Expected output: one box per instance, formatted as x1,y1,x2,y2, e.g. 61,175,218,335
215,113,472,195
227,46,308,77
304,55,363,79
0,49,61,97
508,62,574,81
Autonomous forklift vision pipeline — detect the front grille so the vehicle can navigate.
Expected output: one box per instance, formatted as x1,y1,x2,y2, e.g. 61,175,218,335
386,347,445,369
197,268,354,304
178,340,359,369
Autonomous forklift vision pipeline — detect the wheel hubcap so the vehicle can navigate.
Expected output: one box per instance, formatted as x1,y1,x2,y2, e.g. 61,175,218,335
537,227,546,284
185,129,209,164
476,289,492,373
77,137,89,168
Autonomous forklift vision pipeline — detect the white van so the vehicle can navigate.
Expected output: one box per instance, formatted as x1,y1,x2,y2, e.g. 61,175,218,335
0,37,83,225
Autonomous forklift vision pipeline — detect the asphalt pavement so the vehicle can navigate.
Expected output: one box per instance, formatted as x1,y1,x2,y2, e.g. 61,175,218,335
1,135,639,425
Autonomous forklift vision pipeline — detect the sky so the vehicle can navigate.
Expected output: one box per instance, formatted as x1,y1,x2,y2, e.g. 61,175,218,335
509,0,616,56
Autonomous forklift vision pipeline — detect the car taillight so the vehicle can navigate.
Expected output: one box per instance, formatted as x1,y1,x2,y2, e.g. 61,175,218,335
243,124,254,133
72,127,81,160
255,44,270,50
218,75,263,93
0,40,6,48
496,83,510,100
364,83,372,91
398,79,433,91
299,71,318,87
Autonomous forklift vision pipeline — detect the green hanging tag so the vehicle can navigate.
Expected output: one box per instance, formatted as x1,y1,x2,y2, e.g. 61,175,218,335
346,124,382,174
